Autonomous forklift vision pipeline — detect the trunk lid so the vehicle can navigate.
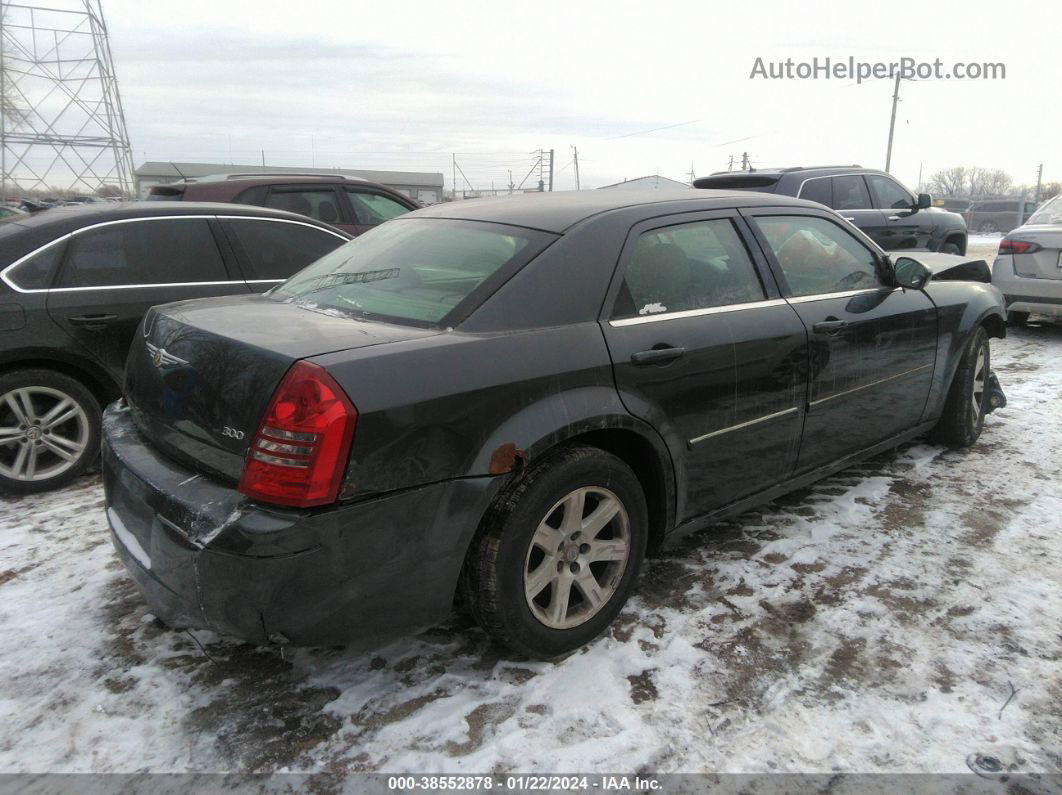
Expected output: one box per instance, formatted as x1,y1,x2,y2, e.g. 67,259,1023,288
126,294,438,481
1011,227,1062,281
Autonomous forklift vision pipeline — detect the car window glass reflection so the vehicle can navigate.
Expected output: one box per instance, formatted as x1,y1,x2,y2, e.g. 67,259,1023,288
613,219,766,318
756,216,884,297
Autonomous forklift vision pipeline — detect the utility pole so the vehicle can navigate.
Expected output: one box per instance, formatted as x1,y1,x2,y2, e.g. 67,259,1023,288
571,145,580,190
885,73,901,173
741,152,750,171
452,153,457,201
548,148,554,192
1034,163,1043,203
508,169,514,195
261,149,265,166
727,155,734,171
687,162,695,184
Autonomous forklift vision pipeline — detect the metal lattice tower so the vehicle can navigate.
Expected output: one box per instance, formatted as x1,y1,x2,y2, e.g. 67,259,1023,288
0,0,134,198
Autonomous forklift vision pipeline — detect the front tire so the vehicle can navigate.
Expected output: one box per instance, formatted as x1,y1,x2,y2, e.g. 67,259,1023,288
978,221,999,235
940,240,962,255
929,327,990,448
462,445,648,659
0,369,100,495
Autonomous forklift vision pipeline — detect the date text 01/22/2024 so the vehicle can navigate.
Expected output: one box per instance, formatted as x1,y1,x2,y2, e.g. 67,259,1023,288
385,775,663,791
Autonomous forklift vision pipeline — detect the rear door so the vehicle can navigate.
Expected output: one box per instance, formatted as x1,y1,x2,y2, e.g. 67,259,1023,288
601,210,808,523
801,174,890,249
45,217,248,381
744,209,937,474
866,174,932,250
219,217,349,289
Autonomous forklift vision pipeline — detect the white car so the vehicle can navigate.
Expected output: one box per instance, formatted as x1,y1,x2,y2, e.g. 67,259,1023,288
991,194,1062,324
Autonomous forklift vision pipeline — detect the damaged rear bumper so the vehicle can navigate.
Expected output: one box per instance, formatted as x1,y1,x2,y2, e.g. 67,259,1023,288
101,403,501,647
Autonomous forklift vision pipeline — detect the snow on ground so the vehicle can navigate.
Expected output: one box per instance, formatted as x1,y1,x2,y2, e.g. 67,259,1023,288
1,325,1060,778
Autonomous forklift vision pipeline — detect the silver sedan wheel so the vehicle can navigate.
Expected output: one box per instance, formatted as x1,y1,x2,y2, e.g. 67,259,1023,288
523,486,631,630
970,341,988,427
0,386,90,482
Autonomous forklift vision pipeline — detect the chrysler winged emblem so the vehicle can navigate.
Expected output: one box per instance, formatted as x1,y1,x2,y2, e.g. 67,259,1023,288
145,342,188,368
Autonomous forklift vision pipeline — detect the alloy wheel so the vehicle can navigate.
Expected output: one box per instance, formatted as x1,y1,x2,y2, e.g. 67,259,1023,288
0,386,90,482
523,486,631,630
969,342,988,428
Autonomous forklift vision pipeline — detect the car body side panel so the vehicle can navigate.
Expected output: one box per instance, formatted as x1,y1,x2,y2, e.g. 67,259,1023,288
920,281,1007,421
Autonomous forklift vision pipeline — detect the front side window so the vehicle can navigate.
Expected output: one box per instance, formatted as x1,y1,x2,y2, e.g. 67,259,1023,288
223,219,346,280
755,215,884,297
831,176,871,210
57,219,226,288
344,189,412,225
272,218,553,325
264,189,342,226
867,175,914,210
613,219,766,318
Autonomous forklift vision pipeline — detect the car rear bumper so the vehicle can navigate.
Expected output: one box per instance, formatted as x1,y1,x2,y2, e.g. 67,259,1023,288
102,403,501,647
991,255,1062,316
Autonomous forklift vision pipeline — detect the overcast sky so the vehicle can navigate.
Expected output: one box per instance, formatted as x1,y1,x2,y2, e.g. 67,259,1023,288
94,0,1060,192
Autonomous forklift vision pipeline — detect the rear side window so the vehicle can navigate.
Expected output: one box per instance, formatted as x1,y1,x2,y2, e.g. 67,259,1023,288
612,219,766,319
263,188,342,226
57,219,227,288
798,178,831,206
3,240,65,290
273,218,553,326
755,215,884,297
831,176,871,210
344,189,411,225
222,219,346,280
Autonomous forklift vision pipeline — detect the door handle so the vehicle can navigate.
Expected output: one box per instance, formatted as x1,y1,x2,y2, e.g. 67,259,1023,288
67,313,117,330
842,216,856,222
887,215,902,221
631,346,685,365
813,320,848,335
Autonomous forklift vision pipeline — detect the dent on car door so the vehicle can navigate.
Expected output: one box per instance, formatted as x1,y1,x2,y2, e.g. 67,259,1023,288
600,212,807,524
746,211,937,473
45,218,249,381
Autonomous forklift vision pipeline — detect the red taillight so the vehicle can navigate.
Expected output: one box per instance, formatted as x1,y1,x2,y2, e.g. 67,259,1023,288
237,361,357,507
999,238,1042,255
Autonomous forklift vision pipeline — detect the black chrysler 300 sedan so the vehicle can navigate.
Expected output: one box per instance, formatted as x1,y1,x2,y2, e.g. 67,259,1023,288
102,190,1006,658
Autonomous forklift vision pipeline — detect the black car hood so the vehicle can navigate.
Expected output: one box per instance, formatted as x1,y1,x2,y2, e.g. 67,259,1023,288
914,252,992,284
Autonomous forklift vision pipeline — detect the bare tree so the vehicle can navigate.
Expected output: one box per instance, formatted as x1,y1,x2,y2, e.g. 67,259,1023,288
927,166,967,197
967,168,1012,198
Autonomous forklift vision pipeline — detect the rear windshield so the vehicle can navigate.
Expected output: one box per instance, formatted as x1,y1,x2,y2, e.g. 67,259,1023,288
271,218,555,326
1028,195,1062,225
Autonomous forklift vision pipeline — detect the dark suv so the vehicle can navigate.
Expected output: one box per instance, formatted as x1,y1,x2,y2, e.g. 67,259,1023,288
965,199,1039,235
146,174,419,236
694,166,968,255
0,201,349,494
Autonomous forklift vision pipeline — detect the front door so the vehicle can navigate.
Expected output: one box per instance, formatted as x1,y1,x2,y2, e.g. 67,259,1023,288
45,217,247,381
601,211,808,523
866,174,933,250
745,210,938,473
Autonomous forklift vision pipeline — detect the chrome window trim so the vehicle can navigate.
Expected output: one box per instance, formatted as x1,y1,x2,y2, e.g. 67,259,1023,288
609,298,788,327
809,363,933,408
688,406,799,447
0,214,347,294
786,286,899,304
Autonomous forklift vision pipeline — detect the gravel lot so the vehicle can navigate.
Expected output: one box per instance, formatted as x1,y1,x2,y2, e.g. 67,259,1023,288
1,322,1059,779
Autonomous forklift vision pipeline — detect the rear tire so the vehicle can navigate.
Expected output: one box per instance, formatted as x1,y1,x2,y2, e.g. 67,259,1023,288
0,369,100,495
929,327,990,448
462,445,647,659
978,221,999,235
1007,310,1029,327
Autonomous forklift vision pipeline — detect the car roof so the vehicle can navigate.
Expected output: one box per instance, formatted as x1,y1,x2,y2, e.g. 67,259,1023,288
409,189,817,233
0,200,349,238
161,173,369,186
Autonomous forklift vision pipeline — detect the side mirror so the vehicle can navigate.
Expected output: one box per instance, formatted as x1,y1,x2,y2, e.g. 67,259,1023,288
916,192,932,210
893,255,931,290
